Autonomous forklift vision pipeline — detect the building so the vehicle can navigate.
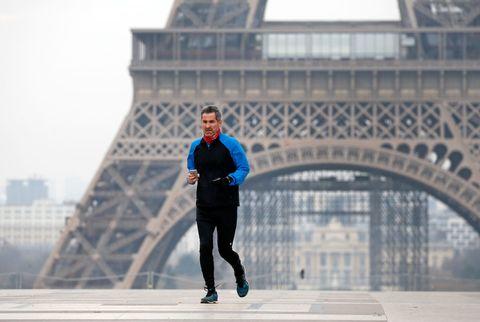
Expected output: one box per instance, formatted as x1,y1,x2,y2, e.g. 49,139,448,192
0,200,74,247
430,198,480,252
429,243,454,272
446,217,480,251
295,217,369,290
164,225,199,267
6,179,48,206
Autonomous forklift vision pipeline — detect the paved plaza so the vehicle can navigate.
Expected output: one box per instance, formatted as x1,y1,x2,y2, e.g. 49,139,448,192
0,289,478,321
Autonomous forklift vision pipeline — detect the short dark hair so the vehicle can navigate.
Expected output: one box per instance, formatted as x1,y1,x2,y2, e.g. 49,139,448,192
201,105,222,121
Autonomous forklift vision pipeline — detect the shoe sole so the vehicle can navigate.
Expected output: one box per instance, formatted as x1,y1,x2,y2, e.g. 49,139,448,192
200,299,217,304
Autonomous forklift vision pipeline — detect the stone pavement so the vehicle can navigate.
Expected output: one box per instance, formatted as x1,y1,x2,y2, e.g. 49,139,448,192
0,289,478,321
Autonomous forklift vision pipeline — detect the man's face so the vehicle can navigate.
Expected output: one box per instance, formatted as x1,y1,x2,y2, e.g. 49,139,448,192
201,112,222,137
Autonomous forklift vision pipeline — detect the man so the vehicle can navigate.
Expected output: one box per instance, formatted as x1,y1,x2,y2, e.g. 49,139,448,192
187,105,250,304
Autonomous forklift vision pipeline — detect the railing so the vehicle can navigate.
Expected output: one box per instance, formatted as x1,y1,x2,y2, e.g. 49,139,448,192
1,271,480,291
131,30,480,63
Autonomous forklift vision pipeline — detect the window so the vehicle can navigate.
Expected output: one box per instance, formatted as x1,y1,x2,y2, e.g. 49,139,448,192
263,32,399,60
358,232,366,242
264,33,308,59
421,33,440,59
180,33,217,60
445,33,464,59
466,33,480,59
359,253,366,267
401,33,417,59
312,33,350,59
344,271,351,286
225,33,243,60
332,253,340,267
320,270,327,286
352,33,398,59
321,253,327,266
359,271,365,283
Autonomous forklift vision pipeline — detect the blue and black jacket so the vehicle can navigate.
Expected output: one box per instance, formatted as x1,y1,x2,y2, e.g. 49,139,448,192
187,133,250,208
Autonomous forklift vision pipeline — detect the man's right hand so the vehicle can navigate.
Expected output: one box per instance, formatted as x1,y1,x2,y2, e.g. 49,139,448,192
187,171,198,185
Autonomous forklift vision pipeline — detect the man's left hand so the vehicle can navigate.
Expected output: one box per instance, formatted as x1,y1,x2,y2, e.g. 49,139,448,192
211,176,233,186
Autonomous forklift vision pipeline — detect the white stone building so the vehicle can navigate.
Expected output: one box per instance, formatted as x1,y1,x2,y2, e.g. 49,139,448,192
294,217,369,290
0,200,74,247
445,217,480,251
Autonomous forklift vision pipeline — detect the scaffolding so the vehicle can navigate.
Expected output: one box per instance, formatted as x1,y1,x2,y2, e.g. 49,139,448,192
237,171,429,291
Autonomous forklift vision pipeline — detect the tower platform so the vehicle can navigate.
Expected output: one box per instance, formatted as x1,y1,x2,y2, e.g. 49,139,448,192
0,290,478,321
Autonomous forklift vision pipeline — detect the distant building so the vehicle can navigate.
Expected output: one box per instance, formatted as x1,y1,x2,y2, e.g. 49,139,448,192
6,179,49,206
446,217,480,251
165,225,199,267
295,217,369,290
429,199,480,252
429,243,454,272
0,185,5,205
0,200,73,247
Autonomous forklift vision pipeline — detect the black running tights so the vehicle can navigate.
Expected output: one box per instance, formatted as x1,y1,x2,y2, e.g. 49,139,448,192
196,206,244,289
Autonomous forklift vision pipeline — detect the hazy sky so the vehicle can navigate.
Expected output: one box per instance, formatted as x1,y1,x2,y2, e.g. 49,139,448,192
0,0,399,200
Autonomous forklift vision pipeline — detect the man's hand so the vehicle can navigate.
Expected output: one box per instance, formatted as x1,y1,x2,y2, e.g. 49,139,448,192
211,176,233,186
187,171,198,185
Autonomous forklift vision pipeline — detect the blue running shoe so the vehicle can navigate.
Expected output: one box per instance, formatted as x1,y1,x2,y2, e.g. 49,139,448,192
201,287,218,304
236,278,249,297
235,267,249,298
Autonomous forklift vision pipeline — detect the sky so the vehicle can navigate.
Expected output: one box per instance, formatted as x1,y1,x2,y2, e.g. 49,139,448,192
0,0,399,201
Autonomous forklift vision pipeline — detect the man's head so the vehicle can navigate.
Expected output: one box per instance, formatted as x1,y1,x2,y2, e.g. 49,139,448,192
201,105,222,138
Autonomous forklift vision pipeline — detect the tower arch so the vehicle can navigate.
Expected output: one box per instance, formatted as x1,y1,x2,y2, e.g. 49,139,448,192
117,141,480,288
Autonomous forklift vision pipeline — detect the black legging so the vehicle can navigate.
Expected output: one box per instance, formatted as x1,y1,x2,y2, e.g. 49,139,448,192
196,206,244,289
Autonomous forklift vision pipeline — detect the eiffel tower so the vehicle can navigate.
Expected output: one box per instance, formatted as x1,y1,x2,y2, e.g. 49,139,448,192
36,0,480,289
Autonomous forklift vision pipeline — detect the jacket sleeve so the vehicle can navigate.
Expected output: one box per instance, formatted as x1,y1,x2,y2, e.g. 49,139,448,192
187,139,200,171
227,139,250,186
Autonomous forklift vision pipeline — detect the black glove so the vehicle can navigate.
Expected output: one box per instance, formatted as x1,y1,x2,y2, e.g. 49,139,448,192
211,176,233,186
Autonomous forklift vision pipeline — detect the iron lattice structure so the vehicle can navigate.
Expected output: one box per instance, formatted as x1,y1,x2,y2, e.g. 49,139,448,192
240,172,428,291
36,0,480,289
237,188,295,289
